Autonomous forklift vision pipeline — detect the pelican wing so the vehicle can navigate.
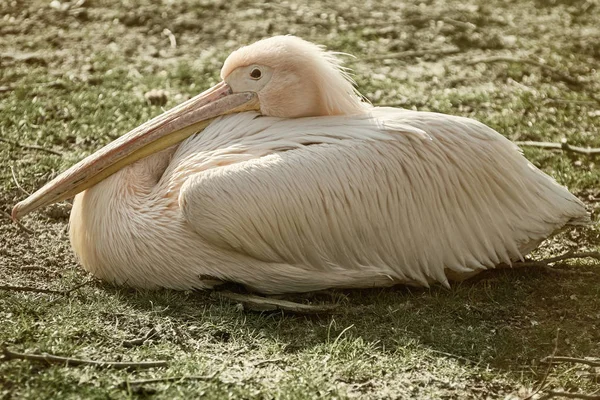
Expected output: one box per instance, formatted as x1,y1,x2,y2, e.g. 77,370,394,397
179,110,589,289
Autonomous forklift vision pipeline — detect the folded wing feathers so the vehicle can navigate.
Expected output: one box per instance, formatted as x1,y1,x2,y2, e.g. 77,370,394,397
177,110,589,288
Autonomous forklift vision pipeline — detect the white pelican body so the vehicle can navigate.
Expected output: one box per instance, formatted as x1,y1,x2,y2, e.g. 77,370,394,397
13,36,590,293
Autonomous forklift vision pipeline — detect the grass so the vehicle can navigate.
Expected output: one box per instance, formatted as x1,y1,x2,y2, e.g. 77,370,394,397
1,0,599,398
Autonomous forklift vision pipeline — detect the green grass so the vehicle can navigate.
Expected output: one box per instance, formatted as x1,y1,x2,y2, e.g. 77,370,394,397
1,0,599,398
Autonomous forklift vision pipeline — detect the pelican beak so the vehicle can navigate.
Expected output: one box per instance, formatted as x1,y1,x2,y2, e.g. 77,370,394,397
11,81,259,221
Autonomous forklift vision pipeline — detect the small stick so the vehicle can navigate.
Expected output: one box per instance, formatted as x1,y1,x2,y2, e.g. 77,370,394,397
61,279,95,294
162,29,177,49
525,329,560,400
122,328,157,348
540,391,600,400
121,371,219,387
10,165,31,195
514,251,600,268
2,211,34,234
1,346,168,370
365,47,460,61
466,56,582,87
214,291,340,314
542,98,597,106
0,284,61,294
442,17,477,30
541,356,600,368
0,137,63,156
0,52,49,65
516,139,600,156
251,358,285,368
540,268,595,276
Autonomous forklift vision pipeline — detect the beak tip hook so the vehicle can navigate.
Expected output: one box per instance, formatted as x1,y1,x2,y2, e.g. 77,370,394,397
11,204,22,223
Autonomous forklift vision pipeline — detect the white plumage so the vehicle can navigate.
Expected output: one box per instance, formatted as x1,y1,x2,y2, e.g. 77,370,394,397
69,107,588,293
13,35,589,293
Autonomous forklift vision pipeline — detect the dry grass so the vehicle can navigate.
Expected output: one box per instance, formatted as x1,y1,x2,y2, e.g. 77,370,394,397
1,0,599,398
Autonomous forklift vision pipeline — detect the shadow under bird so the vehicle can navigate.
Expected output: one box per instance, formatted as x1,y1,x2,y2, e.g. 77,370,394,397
12,36,590,293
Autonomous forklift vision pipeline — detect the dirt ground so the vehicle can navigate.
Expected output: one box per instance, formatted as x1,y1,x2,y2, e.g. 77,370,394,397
1,0,599,398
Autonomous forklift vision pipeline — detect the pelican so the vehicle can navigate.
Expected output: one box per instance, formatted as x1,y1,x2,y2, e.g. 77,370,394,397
12,36,590,293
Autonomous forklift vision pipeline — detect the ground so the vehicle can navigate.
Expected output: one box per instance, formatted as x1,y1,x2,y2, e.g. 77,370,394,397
1,0,599,398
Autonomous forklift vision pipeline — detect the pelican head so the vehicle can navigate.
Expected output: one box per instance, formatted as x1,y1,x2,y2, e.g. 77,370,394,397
222,36,364,118
11,36,365,221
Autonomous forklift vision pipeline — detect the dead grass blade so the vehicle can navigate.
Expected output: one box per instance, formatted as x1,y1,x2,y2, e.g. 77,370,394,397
1,346,168,370
214,291,340,314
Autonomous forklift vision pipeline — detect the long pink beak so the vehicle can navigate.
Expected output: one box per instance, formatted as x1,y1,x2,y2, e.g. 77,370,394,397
12,81,259,221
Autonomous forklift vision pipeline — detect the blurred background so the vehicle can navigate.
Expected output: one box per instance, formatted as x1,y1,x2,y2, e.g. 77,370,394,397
2,0,598,206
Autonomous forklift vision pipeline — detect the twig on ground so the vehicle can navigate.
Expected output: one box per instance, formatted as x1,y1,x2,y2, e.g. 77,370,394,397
514,251,600,269
61,279,96,294
466,56,583,87
542,98,597,106
0,52,49,65
0,85,13,93
10,165,31,195
541,356,600,368
539,391,600,400
374,102,413,108
365,47,460,61
122,328,157,348
0,279,94,295
540,267,595,276
525,329,560,400
516,139,600,156
121,371,219,388
442,17,477,30
0,137,63,156
0,284,61,294
162,29,177,48
214,291,340,314
1,346,167,370
2,211,34,234
250,358,285,368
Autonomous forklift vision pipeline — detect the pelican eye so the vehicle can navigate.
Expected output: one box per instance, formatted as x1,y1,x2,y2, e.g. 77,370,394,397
249,68,262,80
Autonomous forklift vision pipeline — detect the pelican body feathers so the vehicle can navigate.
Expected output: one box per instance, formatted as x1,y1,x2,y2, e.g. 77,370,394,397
14,35,588,293
70,109,589,293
